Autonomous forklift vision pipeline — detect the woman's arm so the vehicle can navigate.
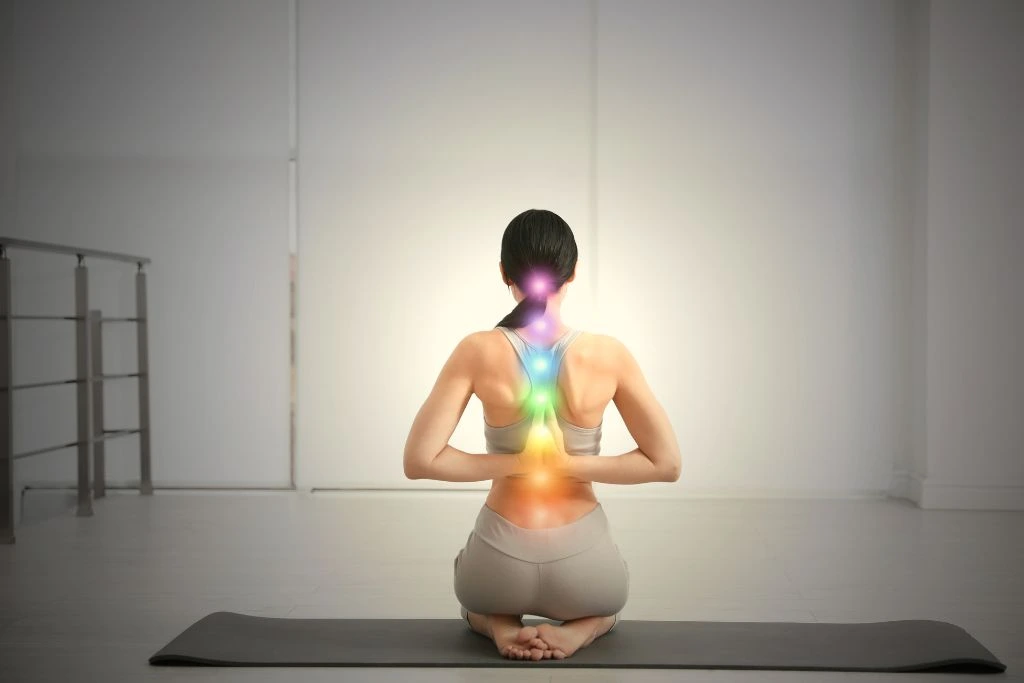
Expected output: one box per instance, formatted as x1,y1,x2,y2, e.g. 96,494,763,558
407,445,519,483
404,335,480,479
572,337,681,485
411,445,672,485
569,449,675,485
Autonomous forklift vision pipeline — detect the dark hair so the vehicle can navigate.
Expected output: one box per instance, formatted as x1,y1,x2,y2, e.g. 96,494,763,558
496,209,578,329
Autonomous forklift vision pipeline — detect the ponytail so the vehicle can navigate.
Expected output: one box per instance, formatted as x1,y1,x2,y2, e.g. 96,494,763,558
494,209,578,329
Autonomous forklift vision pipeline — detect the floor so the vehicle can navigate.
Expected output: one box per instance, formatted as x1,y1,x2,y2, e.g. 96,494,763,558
1,490,1021,682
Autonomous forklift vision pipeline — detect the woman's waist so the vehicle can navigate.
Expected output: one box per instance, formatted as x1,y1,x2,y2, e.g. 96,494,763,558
485,478,598,529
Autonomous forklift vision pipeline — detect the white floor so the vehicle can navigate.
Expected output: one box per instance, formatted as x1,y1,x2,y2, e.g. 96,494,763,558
1,490,1021,682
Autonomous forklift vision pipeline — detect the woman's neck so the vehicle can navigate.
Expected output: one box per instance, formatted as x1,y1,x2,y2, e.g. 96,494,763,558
513,310,569,346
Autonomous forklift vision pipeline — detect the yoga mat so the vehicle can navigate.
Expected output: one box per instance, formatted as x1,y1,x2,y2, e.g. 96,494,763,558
149,612,1006,672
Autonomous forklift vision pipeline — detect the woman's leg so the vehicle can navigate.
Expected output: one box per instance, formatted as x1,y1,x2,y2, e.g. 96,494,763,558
454,536,550,659
532,534,629,658
540,534,629,620
454,537,539,618
461,604,522,627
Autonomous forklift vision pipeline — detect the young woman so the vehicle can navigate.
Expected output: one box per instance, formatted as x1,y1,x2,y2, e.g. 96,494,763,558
403,208,681,660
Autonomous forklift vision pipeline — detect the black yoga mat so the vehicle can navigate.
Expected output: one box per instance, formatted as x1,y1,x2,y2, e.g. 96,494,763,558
149,611,1007,672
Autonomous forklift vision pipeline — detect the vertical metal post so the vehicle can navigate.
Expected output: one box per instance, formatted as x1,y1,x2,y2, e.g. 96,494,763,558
0,252,15,543
75,261,94,517
90,309,105,499
136,266,152,495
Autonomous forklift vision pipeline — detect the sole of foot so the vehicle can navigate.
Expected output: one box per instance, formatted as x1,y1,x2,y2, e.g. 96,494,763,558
535,614,616,659
467,611,552,660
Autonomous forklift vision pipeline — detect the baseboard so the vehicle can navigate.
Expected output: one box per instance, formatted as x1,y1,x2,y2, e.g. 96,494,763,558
919,480,1024,510
890,469,1024,510
26,478,1022,510
307,483,890,501
20,480,294,492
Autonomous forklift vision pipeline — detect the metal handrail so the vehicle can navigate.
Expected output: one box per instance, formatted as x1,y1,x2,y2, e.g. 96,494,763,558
0,315,145,322
0,237,150,266
1,238,153,544
1,373,146,393
14,429,142,461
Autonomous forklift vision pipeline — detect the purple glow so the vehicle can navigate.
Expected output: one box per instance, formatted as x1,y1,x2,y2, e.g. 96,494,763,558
529,273,551,296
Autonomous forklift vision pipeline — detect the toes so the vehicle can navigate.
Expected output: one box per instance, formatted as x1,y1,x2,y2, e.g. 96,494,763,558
530,637,548,649
517,625,538,643
553,649,567,659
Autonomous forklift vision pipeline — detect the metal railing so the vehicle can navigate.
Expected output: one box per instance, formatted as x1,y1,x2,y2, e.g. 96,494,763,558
0,237,153,544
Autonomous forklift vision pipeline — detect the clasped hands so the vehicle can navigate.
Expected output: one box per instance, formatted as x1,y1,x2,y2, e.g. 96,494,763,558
510,402,584,483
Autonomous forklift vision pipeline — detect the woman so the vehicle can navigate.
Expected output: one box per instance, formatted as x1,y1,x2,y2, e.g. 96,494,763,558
403,209,682,660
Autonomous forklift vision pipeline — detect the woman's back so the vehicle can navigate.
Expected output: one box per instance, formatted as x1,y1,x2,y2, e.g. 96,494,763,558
475,326,619,528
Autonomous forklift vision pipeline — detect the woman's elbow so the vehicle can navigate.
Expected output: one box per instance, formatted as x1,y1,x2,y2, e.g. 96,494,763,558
660,460,681,482
403,455,428,480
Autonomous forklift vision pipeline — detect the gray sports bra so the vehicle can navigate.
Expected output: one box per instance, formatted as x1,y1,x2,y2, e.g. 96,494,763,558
483,326,602,456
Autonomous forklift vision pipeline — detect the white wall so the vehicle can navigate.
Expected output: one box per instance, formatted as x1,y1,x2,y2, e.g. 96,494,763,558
5,0,292,516
296,0,918,497
295,0,599,490
6,1,1018,511
914,0,1024,509
596,0,915,496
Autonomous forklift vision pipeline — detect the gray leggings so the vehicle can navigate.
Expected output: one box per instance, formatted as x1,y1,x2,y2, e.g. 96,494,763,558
454,502,629,630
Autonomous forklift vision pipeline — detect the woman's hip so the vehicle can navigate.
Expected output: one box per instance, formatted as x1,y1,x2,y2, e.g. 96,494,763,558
453,511,630,620
468,501,612,564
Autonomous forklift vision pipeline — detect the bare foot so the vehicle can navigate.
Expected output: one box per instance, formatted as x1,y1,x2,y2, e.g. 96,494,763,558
535,614,617,659
515,624,553,656
466,611,552,660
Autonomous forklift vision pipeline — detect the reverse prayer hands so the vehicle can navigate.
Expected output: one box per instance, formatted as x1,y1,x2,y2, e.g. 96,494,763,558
510,402,581,484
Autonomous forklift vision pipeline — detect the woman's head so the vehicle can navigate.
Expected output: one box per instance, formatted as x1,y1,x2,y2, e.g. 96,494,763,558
496,209,578,329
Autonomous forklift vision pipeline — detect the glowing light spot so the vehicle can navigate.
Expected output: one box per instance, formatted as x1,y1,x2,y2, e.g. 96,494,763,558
533,318,547,331
530,275,550,295
532,357,549,373
534,392,548,405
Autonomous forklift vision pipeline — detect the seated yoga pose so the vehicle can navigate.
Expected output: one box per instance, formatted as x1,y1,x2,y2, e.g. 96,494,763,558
403,208,682,661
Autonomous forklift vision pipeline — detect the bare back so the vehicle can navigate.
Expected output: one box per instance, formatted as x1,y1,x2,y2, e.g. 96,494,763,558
475,328,618,528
